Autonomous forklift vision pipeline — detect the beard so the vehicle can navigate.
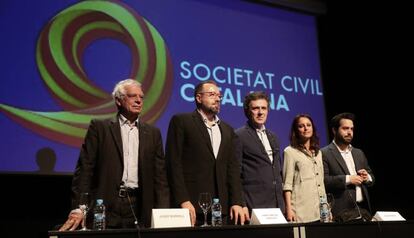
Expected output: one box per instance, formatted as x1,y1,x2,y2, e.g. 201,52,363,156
201,103,220,115
335,134,353,146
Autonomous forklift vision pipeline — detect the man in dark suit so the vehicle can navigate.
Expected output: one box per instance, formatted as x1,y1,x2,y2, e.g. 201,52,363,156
235,92,285,214
166,80,247,226
322,112,374,220
60,79,169,230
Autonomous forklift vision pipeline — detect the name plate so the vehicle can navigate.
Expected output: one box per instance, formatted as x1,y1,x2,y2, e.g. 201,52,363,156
372,211,406,221
151,208,191,228
250,208,287,225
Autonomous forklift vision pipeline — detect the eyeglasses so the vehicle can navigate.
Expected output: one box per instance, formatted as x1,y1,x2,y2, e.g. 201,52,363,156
198,91,223,100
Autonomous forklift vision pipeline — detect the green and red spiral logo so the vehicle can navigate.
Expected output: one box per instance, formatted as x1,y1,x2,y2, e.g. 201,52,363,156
0,0,173,147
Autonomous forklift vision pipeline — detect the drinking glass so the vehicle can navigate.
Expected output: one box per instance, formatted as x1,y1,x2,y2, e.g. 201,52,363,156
198,192,212,227
79,192,90,230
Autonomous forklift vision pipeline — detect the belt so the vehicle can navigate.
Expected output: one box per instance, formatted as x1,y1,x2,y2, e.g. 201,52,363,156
118,186,140,198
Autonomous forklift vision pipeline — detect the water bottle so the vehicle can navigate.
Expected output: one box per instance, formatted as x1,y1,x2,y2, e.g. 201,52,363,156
93,199,106,230
211,198,222,226
320,195,330,222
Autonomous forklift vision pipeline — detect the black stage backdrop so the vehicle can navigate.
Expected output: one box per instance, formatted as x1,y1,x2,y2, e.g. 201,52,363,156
319,0,411,224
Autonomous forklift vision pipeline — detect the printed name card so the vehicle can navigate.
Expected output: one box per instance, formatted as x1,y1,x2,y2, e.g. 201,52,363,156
372,211,406,221
250,208,287,225
151,208,191,228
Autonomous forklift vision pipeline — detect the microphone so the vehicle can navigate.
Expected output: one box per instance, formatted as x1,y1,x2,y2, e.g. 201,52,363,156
126,189,141,238
346,189,365,222
121,182,141,238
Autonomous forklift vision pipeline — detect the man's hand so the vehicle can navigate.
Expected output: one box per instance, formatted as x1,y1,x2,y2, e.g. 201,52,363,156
357,169,369,182
59,209,83,231
350,174,363,185
230,205,247,225
181,201,196,226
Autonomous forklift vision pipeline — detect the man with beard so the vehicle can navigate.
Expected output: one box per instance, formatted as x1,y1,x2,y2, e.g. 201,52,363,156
322,112,375,221
166,80,247,226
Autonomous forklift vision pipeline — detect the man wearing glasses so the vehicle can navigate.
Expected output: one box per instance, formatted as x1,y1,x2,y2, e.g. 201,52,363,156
166,80,248,226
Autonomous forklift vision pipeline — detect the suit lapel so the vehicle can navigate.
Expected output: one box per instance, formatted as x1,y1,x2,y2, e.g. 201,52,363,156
109,117,123,163
138,121,147,179
351,150,361,170
329,143,350,174
266,130,279,163
246,124,271,164
192,111,215,157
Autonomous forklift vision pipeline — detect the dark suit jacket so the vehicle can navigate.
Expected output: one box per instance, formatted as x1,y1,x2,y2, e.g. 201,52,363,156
165,111,243,215
321,142,375,216
71,116,169,227
235,122,285,212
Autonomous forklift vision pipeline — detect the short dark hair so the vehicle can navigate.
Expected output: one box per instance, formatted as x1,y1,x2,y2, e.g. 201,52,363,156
194,80,217,108
330,112,355,131
243,91,269,118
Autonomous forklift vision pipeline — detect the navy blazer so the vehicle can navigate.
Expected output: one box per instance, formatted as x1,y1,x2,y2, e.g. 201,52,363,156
71,116,170,227
322,142,375,216
235,122,285,212
165,111,243,215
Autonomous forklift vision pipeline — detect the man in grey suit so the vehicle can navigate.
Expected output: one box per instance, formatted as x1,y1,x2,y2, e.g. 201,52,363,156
235,92,285,214
60,79,169,230
166,80,247,226
322,112,374,220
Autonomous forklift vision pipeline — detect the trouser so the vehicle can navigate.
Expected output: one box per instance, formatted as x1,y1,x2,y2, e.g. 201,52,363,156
106,188,142,228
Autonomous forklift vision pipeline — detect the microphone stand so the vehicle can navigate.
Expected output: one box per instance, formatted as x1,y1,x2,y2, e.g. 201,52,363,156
347,189,364,222
126,189,141,238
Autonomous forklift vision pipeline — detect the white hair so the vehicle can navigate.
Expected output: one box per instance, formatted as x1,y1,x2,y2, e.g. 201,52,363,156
112,79,141,100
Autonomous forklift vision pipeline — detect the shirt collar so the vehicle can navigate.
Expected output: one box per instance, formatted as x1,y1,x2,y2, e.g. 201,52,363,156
333,140,352,153
256,125,266,133
247,120,265,133
197,109,220,125
119,114,139,127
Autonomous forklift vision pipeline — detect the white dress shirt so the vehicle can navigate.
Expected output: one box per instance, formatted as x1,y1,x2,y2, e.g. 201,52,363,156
119,115,139,188
334,141,363,202
256,126,273,163
198,110,221,158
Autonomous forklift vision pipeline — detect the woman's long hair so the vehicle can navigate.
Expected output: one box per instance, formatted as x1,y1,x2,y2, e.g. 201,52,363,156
289,114,320,156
